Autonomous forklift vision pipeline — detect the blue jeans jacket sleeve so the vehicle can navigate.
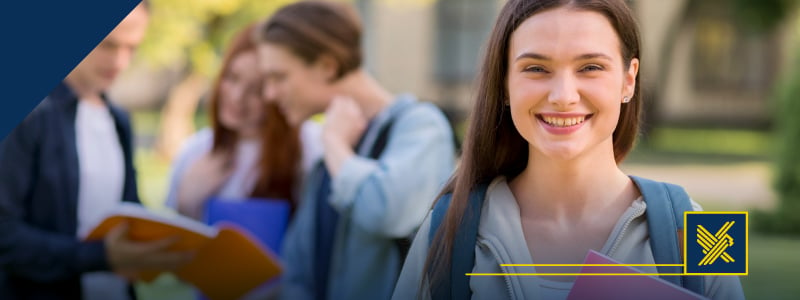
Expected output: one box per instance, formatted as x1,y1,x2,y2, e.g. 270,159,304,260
330,103,455,238
0,110,108,282
280,100,456,300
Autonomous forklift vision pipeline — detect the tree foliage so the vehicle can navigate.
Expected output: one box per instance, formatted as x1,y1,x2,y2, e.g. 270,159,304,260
731,0,796,33
137,0,298,78
746,1,800,234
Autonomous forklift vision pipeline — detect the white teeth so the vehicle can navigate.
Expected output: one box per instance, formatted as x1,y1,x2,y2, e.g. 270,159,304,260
542,116,586,127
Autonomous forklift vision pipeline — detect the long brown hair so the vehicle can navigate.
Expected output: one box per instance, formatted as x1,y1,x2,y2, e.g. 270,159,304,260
209,23,301,209
424,0,643,291
258,0,362,81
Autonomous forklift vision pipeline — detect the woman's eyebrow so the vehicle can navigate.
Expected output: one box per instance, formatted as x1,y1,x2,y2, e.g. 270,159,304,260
574,53,613,61
514,52,551,62
514,52,613,62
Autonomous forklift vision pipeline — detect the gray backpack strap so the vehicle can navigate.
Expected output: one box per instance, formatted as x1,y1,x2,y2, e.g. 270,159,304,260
630,175,705,296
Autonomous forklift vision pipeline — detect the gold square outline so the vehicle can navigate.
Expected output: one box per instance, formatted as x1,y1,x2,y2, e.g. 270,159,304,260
683,211,749,276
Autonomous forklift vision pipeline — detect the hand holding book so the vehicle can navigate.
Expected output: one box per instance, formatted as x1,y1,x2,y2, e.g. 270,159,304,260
104,221,194,278
84,203,282,300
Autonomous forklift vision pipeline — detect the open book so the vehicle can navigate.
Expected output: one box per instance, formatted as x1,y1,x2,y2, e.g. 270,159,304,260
83,203,282,300
566,250,707,300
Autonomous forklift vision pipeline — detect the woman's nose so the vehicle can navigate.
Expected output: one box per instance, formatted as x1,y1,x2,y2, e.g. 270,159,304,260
547,73,580,107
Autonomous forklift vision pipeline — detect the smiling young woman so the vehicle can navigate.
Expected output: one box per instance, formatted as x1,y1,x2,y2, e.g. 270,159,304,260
392,1,745,300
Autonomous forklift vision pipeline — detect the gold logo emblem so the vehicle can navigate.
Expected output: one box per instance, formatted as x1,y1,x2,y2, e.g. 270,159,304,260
696,221,735,266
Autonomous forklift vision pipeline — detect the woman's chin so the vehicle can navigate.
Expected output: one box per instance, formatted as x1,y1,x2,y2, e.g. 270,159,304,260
536,144,585,163
286,113,305,127
219,117,242,132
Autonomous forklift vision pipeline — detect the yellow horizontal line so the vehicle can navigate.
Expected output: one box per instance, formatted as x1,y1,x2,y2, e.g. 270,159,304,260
500,264,683,267
683,273,748,276
467,273,688,276
685,211,749,215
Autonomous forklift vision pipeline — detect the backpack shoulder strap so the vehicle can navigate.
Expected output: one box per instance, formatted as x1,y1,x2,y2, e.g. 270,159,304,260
429,193,452,244
366,99,416,159
361,101,416,263
428,184,489,300
630,175,705,295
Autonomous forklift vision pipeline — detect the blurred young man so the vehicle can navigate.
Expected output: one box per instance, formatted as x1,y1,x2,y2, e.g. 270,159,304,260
0,2,191,299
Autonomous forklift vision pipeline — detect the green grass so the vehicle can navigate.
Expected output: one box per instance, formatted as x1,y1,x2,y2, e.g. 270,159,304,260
625,127,774,166
134,148,172,210
648,127,772,157
741,235,800,299
135,274,194,300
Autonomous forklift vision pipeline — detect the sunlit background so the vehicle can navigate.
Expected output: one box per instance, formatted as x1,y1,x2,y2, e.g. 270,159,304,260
102,0,800,298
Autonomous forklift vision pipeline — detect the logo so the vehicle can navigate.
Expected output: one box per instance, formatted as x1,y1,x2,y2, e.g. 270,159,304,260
684,212,748,275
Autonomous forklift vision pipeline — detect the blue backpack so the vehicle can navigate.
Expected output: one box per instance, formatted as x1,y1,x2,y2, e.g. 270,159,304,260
427,176,705,299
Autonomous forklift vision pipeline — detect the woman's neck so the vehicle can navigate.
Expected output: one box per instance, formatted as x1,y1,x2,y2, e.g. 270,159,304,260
236,127,262,142
335,69,394,120
509,143,635,224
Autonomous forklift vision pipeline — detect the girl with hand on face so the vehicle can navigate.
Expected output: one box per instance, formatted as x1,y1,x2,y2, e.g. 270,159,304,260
165,23,322,220
393,1,745,299
256,2,457,300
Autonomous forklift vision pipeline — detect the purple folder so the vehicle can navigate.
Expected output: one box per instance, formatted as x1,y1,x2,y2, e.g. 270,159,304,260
202,198,290,256
566,250,707,300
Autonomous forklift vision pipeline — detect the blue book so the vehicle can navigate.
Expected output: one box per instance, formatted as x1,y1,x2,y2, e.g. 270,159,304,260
203,198,291,256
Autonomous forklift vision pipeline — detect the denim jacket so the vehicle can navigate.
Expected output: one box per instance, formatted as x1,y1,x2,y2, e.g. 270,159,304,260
279,94,456,300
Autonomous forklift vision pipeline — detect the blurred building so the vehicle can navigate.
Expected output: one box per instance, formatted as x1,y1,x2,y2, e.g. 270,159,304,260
356,0,794,129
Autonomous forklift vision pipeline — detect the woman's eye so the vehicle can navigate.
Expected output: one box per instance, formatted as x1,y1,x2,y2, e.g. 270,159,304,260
523,66,547,73
580,64,604,72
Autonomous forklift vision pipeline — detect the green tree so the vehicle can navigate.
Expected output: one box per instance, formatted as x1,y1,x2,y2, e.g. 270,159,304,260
767,51,800,234
736,0,800,234
762,6,800,234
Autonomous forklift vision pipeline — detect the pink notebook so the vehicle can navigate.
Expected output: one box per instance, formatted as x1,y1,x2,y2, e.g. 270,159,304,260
565,250,707,300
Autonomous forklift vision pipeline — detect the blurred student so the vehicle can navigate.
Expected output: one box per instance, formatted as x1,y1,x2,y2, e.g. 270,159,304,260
165,23,322,220
393,0,745,299
0,3,193,300
256,1,457,299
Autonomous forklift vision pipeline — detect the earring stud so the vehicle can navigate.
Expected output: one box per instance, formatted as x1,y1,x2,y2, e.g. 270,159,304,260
622,96,630,103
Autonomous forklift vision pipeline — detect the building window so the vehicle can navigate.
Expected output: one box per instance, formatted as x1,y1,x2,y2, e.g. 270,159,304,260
690,2,778,93
435,0,496,84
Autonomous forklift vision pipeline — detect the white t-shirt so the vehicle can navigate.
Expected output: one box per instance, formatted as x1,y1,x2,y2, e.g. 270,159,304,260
74,100,129,300
216,138,260,199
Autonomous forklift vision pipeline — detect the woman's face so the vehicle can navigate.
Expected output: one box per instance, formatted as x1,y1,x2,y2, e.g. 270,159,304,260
218,50,265,135
506,7,638,162
258,43,335,126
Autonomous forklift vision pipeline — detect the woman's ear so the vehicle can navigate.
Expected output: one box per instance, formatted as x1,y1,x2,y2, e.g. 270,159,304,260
313,54,340,83
622,58,639,101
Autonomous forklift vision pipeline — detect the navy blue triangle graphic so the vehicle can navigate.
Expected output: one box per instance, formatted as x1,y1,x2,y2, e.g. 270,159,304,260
0,0,141,141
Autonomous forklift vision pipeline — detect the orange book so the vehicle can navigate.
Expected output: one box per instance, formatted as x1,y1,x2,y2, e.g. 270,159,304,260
83,203,282,300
